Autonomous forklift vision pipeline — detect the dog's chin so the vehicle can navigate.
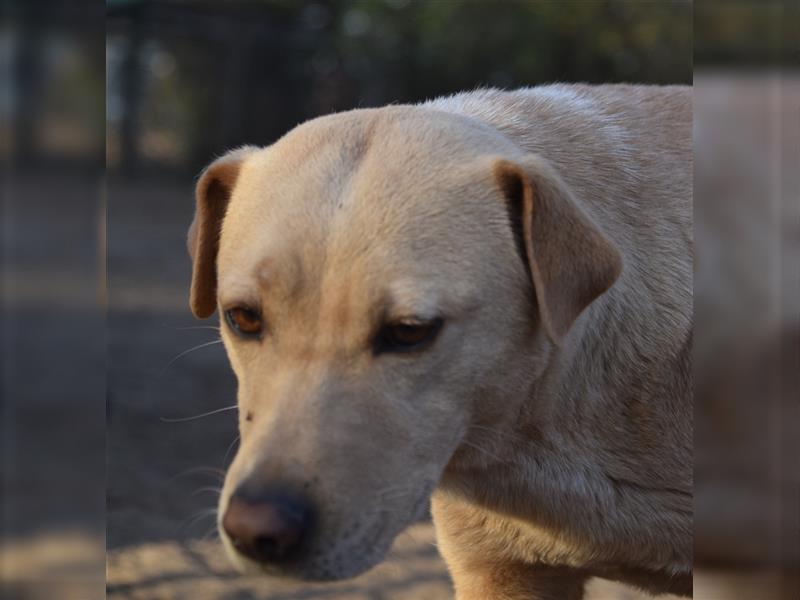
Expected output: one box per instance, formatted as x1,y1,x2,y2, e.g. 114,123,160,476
219,522,398,582
218,481,437,581
219,534,264,576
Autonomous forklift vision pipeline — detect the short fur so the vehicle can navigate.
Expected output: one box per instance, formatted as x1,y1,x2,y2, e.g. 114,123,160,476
188,85,692,598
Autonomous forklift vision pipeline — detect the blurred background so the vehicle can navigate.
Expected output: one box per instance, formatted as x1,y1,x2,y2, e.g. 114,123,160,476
105,0,691,177
0,0,797,599
693,2,800,599
1,2,106,600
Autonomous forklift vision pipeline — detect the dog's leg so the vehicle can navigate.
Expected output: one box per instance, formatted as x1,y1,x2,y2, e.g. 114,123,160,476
433,495,587,599
450,562,587,600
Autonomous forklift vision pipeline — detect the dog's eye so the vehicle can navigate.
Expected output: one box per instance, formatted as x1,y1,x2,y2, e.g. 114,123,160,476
225,307,263,338
374,317,444,354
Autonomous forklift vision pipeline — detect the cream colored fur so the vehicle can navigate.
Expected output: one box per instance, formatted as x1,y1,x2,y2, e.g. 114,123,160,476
188,84,693,598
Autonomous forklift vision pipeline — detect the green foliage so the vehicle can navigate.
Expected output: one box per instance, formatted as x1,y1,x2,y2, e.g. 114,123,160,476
695,2,799,66
107,0,693,172
329,0,692,92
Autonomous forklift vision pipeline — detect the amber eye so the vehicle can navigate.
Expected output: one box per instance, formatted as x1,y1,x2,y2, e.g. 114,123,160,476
224,307,263,339
374,317,444,355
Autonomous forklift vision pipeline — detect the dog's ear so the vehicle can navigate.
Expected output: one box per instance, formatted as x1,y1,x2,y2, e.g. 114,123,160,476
493,155,622,344
188,146,258,318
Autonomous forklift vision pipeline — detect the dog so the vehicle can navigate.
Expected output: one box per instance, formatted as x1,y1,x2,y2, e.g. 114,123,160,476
187,84,693,599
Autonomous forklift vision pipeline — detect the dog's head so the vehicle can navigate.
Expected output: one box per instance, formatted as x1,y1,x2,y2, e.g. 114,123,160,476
187,107,621,580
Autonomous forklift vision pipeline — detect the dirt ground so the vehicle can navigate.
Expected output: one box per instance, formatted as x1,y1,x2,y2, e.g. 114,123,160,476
107,522,692,600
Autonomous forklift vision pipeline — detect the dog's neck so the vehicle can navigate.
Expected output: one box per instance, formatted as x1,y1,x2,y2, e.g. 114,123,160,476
439,298,693,575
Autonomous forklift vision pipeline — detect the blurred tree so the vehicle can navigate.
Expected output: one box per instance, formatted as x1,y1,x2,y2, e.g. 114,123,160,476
695,1,799,66
106,0,692,175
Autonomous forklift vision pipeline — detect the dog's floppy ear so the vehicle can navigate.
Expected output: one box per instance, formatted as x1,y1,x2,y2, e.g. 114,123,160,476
493,155,622,344
188,146,258,318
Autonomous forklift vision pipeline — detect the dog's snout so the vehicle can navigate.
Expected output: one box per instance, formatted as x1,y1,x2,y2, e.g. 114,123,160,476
222,489,314,564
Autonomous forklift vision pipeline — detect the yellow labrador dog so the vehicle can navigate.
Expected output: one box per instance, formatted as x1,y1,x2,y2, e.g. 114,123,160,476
187,85,692,599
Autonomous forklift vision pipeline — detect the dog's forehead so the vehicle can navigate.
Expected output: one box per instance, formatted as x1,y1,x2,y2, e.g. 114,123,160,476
231,108,507,226
217,107,512,304
244,105,510,187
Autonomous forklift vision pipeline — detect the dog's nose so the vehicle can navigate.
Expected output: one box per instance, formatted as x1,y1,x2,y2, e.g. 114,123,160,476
222,489,314,563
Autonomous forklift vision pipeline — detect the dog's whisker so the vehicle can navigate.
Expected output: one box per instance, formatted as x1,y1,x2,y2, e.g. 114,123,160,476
191,486,223,498
460,439,508,464
185,507,219,520
222,435,240,466
201,525,220,543
161,323,222,332
179,508,219,535
376,486,416,500
161,404,238,423
160,339,223,374
168,466,226,483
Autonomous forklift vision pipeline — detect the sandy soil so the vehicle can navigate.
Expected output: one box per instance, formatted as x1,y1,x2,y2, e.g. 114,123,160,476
107,521,688,600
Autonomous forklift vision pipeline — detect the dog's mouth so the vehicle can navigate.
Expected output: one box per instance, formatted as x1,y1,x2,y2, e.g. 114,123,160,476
219,479,437,581
219,508,400,581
